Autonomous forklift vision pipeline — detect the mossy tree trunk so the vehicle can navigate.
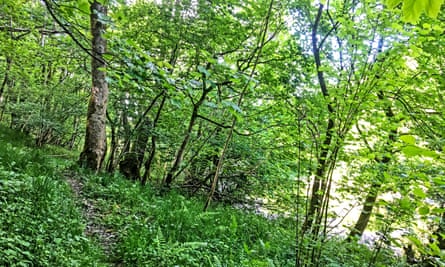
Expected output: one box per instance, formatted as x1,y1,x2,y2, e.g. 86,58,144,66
119,118,151,181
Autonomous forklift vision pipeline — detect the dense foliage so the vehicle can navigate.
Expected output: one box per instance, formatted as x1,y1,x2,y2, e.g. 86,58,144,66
0,127,104,266
1,0,444,266
0,125,406,266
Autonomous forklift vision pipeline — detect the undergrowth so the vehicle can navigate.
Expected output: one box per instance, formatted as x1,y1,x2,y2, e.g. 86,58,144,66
0,124,408,266
75,170,295,266
0,126,105,266
77,169,407,267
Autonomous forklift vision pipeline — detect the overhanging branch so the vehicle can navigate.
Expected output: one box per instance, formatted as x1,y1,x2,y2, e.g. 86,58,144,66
42,0,107,65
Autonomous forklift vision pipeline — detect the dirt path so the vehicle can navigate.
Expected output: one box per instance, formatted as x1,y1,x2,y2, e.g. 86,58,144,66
63,171,120,265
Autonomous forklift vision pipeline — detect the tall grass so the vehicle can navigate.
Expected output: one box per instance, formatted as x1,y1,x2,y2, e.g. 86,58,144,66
78,171,296,266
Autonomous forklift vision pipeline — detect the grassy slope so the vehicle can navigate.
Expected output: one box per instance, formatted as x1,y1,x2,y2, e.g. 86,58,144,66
0,126,105,266
0,125,407,266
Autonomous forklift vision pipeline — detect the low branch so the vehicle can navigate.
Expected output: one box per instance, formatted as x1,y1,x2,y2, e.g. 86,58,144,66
196,114,233,129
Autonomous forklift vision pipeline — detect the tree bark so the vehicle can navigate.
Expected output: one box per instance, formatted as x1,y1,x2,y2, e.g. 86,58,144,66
348,183,381,239
79,1,108,171
164,104,201,186
0,57,12,104
0,57,12,122
119,117,151,180
106,111,117,172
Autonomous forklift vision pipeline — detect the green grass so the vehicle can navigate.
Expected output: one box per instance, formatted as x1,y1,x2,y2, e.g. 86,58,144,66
0,124,408,266
0,126,105,266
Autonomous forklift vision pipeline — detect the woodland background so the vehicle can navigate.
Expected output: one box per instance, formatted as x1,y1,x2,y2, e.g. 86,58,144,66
0,0,445,266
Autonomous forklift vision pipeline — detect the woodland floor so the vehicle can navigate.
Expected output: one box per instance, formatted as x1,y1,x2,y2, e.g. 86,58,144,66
64,170,121,266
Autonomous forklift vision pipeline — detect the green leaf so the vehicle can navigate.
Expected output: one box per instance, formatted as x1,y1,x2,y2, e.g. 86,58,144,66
412,187,426,198
402,145,423,157
401,145,437,158
402,0,426,23
418,205,430,215
432,176,445,185
407,236,427,254
222,100,242,113
400,196,411,209
204,101,218,108
230,215,238,233
77,0,90,14
197,66,210,77
17,239,31,247
386,0,403,8
243,242,251,254
169,98,182,108
429,241,441,255
400,135,416,145
432,207,445,214
425,0,444,17
420,149,438,158
400,0,444,22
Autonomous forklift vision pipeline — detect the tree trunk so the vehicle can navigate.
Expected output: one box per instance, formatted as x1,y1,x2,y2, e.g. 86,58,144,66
141,94,166,185
348,90,397,240
121,93,132,155
79,1,108,171
164,106,199,187
0,57,12,122
164,78,212,187
106,111,117,172
348,183,381,239
68,116,80,150
119,118,151,180
0,57,12,104
301,3,337,236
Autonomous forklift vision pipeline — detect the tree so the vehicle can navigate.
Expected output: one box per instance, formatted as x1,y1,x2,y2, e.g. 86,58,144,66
79,1,109,171
291,1,412,265
348,90,399,240
1,0,88,147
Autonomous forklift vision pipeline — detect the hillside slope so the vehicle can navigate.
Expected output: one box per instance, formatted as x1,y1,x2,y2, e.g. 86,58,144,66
0,125,406,266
